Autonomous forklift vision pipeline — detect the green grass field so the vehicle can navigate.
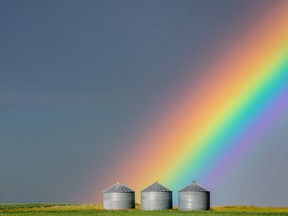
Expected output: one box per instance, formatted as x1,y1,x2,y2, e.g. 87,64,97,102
1,204,288,216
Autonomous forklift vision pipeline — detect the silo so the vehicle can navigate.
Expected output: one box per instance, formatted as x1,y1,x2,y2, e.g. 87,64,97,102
103,182,135,210
141,181,172,210
178,181,210,210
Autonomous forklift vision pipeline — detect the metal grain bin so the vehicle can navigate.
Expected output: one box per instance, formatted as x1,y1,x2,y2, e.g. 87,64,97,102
178,181,210,210
141,181,172,210
103,182,135,210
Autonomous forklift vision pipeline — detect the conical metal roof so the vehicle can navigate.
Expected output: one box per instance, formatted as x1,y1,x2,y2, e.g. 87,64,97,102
103,182,134,193
179,181,209,192
141,181,171,192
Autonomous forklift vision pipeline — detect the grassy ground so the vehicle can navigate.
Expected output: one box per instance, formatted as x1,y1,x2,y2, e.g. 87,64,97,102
0,204,288,216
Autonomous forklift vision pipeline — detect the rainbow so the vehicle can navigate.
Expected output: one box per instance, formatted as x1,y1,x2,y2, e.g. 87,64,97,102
99,2,288,203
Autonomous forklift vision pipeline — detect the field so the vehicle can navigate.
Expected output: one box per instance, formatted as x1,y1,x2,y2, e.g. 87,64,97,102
1,204,288,216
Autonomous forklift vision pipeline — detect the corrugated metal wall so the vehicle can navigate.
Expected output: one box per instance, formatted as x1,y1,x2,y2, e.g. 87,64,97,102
103,192,135,210
141,191,172,210
178,191,210,210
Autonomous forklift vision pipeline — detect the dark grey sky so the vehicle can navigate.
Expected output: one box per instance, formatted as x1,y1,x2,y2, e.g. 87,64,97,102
1,0,287,206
